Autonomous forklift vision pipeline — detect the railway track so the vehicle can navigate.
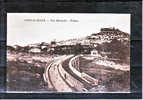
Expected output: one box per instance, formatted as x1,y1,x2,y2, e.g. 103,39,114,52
43,55,74,92
43,55,98,92
43,62,56,91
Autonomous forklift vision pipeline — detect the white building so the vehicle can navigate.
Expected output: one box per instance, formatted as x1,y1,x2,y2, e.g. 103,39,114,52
29,48,41,53
91,50,101,57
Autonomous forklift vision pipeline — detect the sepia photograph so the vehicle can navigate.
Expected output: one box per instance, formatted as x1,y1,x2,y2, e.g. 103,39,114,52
7,13,130,93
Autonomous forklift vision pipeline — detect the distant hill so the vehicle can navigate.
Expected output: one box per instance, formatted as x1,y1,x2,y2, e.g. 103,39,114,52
91,28,130,64
55,28,130,46
86,28,130,45
7,27,130,60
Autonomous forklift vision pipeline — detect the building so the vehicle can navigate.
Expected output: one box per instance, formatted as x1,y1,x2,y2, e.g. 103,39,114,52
29,48,41,53
91,50,101,57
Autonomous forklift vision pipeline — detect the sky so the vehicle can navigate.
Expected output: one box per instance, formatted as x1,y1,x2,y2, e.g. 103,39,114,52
7,13,130,46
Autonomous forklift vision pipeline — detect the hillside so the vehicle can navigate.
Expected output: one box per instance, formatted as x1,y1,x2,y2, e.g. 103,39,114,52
7,27,130,58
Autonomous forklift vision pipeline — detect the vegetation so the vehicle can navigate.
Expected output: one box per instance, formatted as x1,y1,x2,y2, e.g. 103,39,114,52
96,39,130,64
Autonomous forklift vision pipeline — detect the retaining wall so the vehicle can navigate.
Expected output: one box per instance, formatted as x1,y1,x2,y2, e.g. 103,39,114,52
69,55,98,86
58,64,85,92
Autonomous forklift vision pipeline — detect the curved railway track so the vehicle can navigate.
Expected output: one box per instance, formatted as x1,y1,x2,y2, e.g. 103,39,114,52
43,55,98,92
43,55,74,92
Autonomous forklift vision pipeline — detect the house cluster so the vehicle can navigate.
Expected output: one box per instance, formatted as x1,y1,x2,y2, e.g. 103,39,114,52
88,27,129,45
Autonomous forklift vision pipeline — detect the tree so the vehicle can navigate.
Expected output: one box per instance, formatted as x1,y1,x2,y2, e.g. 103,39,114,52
74,43,83,55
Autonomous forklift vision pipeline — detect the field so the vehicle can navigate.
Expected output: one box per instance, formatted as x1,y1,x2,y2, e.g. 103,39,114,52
7,51,59,91
79,56,130,92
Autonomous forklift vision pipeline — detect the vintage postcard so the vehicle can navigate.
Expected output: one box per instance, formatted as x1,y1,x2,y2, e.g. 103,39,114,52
7,13,130,93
